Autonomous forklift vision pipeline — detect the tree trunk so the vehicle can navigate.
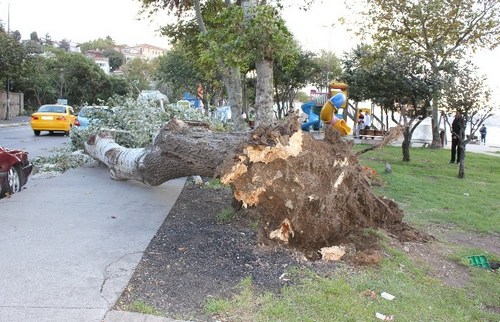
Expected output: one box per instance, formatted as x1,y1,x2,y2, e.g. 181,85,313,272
254,57,274,127
85,117,426,258
221,65,245,131
458,144,466,179
193,0,245,131
430,71,442,148
402,128,411,162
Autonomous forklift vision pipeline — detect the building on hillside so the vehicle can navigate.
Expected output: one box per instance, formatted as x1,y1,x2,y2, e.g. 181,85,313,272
116,44,167,62
134,44,166,60
83,50,111,75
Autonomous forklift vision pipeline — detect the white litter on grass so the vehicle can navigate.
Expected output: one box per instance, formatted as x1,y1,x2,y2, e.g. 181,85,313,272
376,312,394,321
279,273,290,282
381,292,395,300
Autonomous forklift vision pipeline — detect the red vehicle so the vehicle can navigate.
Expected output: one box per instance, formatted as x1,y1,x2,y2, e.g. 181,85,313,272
0,147,33,198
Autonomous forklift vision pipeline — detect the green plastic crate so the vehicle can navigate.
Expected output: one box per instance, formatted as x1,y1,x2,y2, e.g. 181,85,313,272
467,255,490,269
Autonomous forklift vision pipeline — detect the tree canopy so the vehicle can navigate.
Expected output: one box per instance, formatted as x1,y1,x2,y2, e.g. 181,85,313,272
361,0,500,147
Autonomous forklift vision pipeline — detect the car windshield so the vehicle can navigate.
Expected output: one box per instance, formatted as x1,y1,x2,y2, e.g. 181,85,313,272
38,105,66,113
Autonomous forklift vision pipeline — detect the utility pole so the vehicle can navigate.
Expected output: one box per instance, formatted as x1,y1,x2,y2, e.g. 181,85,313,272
5,2,11,120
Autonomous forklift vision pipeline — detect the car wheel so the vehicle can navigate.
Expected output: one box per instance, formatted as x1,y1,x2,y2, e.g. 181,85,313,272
34,130,41,136
2,165,22,196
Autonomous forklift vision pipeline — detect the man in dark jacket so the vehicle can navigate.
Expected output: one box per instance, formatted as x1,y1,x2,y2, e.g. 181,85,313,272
450,111,465,163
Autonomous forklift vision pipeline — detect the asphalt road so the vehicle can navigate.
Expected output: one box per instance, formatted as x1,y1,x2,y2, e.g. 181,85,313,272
0,124,71,159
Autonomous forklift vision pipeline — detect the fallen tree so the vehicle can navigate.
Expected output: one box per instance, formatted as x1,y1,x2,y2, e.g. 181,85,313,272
85,116,428,259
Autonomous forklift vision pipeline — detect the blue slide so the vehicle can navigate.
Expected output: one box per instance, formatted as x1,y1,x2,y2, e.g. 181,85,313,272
301,101,321,131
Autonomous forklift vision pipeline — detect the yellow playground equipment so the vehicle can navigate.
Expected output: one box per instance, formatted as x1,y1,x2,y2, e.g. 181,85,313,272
319,91,351,136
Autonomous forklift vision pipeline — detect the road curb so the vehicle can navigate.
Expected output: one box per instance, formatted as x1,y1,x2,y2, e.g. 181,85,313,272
103,310,191,322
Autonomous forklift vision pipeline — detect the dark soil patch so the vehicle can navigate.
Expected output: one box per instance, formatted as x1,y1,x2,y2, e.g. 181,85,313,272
115,178,380,321
391,224,500,288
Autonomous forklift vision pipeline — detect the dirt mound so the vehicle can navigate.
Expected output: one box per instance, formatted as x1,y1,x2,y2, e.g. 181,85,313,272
220,121,429,259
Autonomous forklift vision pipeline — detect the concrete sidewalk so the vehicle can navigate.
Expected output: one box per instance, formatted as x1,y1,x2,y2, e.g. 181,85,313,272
0,115,31,128
0,165,186,322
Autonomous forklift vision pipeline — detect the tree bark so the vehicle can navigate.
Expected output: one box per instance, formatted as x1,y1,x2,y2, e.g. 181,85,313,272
221,65,245,131
402,130,411,162
85,117,425,257
254,57,274,126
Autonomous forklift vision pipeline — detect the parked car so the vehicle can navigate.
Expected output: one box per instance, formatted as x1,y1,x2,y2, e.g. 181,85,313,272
30,104,76,136
0,146,33,198
74,106,112,129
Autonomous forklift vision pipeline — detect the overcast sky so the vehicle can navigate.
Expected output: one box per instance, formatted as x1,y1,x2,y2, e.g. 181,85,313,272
1,0,498,104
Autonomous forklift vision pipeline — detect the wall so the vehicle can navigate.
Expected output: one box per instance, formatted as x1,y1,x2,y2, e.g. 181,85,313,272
0,91,25,119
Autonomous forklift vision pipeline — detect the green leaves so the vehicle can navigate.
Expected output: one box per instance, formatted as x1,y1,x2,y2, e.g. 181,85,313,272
0,30,27,83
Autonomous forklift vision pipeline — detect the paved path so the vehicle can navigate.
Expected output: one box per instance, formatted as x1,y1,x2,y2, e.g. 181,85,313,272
0,165,186,322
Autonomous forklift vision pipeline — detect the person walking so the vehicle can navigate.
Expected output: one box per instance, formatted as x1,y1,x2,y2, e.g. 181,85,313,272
480,124,487,145
450,111,465,164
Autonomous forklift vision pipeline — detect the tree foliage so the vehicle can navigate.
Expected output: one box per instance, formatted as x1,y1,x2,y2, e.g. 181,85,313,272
273,48,321,119
362,0,500,147
342,44,435,161
79,36,116,52
0,30,27,85
102,48,126,72
122,58,158,94
309,50,342,93
156,46,202,101
441,62,493,178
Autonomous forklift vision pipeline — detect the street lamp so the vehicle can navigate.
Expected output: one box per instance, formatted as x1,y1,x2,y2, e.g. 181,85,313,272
320,24,335,93
5,2,11,120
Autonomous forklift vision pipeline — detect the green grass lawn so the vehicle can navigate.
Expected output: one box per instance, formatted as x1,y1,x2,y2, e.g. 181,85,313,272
205,145,500,322
359,146,500,233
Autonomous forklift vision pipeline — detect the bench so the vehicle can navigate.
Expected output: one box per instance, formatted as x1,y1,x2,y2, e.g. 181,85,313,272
359,135,384,140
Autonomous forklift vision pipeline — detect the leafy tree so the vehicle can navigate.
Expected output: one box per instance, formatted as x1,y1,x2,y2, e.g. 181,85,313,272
140,0,297,129
108,76,132,97
78,37,116,52
102,48,125,72
363,0,500,148
156,46,201,101
30,32,40,42
15,55,59,109
42,33,54,47
122,58,157,94
0,29,26,87
309,49,342,93
273,48,321,119
24,40,43,54
58,39,71,52
11,30,21,42
295,91,311,103
342,45,435,162
46,49,111,105
442,62,493,178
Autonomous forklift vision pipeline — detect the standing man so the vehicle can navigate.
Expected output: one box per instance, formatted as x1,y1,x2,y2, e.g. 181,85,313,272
364,112,371,129
480,124,487,145
356,112,364,137
450,111,465,164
